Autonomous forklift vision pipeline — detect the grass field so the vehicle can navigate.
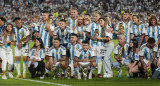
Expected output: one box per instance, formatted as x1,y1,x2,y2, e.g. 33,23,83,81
0,40,160,86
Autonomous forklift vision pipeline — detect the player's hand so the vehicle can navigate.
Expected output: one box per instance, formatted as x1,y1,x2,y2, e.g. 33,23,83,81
17,43,22,49
83,59,88,62
78,31,83,35
46,23,50,30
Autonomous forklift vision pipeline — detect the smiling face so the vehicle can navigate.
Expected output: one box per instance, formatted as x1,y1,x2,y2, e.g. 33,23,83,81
99,19,105,27
123,13,130,21
59,21,66,30
151,18,156,26
118,36,125,45
132,16,139,24
70,35,78,44
54,40,61,48
94,13,101,22
42,13,49,21
15,20,22,29
82,43,89,52
35,39,40,47
6,24,13,32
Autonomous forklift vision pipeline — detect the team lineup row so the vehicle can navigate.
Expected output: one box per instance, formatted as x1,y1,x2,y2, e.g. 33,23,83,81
0,8,160,80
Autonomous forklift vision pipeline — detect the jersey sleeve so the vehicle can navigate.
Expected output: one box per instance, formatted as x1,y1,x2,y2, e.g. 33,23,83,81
40,49,45,59
75,50,81,57
114,45,119,54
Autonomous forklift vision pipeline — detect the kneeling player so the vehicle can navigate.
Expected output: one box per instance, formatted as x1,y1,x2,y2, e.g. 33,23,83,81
46,38,67,79
74,40,96,80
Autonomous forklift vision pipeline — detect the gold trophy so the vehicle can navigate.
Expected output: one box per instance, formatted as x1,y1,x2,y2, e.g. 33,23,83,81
66,66,71,79
145,67,151,79
117,47,124,60
82,67,88,80
20,35,27,44
52,66,57,79
118,23,125,34
94,29,99,43
44,19,52,31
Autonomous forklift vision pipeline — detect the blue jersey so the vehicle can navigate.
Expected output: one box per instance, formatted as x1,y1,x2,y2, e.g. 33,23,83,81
29,48,45,60
116,21,132,43
75,48,95,60
13,25,30,48
114,43,129,58
145,26,160,43
67,43,82,63
86,22,103,47
73,26,86,42
130,24,145,37
48,46,66,62
54,26,73,44
140,43,158,61
68,18,77,30
128,51,139,61
39,22,54,48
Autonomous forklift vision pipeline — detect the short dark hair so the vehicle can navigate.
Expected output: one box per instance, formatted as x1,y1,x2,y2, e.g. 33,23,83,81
124,9,130,14
0,17,6,23
82,40,89,44
54,38,61,42
71,33,78,38
147,37,155,44
60,19,66,23
13,17,21,22
42,10,49,14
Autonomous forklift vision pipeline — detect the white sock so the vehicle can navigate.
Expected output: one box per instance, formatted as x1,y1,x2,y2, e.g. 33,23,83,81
16,63,21,75
46,69,49,73
23,62,27,75
97,59,102,74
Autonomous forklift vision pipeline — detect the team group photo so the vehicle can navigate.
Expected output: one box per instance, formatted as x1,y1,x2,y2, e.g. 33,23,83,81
0,0,160,86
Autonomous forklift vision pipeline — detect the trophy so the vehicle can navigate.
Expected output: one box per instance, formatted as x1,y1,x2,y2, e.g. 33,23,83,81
117,47,124,60
52,66,57,79
118,23,125,34
94,29,99,43
20,35,27,44
82,67,88,80
44,19,52,31
144,67,151,79
66,66,71,79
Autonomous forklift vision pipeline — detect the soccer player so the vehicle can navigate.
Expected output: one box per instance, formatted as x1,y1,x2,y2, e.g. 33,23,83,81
68,7,78,30
28,38,45,79
54,19,73,48
85,11,103,78
139,37,157,79
130,14,145,48
0,17,6,73
66,33,82,78
113,35,130,78
38,10,54,76
145,14,160,46
46,38,67,78
13,17,30,78
73,15,86,44
74,40,96,79
115,10,132,43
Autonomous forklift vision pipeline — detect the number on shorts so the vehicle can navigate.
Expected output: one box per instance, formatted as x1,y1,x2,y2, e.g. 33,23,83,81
25,49,29,53
100,49,104,55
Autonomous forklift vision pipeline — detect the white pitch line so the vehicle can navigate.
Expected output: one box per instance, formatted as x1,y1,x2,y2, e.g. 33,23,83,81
0,75,72,86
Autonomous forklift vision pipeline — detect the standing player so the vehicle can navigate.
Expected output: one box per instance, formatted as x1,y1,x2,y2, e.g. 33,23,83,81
46,38,67,78
0,17,6,73
68,7,78,30
139,38,157,79
115,10,132,43
13,17,30,78
85,11,103,78
38,10,54,76
145,14,160,46
74,40,96,79
66,33,82,78
113,35,130,78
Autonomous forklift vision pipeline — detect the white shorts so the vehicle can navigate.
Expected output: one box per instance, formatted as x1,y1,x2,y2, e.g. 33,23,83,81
79,62,91,68
143,59,149,65
15,47,29,56
4,47,13,64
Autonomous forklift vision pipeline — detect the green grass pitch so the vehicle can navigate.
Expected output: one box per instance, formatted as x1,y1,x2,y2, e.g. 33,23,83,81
0,40,160,86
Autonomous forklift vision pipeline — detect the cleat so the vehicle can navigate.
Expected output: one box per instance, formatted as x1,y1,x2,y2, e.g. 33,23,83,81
23,74,26,78
16,75,21,78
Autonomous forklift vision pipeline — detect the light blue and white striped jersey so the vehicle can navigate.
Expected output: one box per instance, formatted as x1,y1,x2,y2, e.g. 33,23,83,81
86,22,103,47
0,25,5,43
128,51,139,61
73,26,86,42
67,43,82,63
75,48,95,60
54,26,73,44
116,21,132,43
48,46,66,62
105,26,113,39
3,35,12,48
130,24,145,37
140,43,158,60
14,25,30,48
39,22,54,48
29,48,45,60
114,43,129,58
145,26,160,43
31,22,40,32
68,18,77,30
